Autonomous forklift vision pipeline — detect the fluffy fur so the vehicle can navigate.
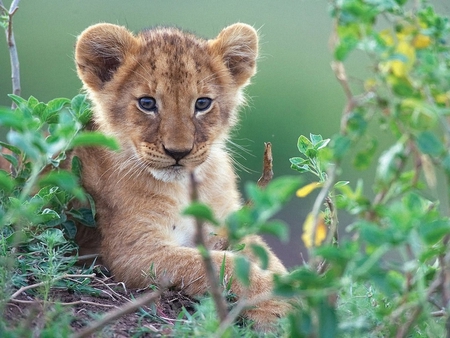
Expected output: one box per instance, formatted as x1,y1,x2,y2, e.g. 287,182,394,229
73,23,289,327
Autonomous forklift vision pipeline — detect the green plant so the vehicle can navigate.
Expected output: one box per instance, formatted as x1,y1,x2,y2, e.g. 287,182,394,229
272,0,450,336
0,94,117,334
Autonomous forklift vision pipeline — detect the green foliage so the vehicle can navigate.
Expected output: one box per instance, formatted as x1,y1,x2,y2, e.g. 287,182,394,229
277,0,450,336
0,94,117,335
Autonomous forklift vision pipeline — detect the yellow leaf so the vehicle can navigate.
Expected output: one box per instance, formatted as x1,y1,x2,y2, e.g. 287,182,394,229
396,41,416,64
296,182,322,198
302,212,327,248
413,34,431,49
435,92,449,104
390,60,407,77
380,29,394,46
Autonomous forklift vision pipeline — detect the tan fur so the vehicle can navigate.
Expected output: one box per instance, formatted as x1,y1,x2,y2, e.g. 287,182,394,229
73,23,289,327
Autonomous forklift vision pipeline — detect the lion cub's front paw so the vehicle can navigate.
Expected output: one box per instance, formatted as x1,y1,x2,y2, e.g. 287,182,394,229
243,297,291,331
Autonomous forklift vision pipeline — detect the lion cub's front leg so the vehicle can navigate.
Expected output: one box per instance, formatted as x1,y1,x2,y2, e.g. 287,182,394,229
101,218,289,328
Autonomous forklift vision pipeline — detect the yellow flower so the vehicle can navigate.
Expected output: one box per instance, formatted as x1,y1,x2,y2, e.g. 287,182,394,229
302,212,327,248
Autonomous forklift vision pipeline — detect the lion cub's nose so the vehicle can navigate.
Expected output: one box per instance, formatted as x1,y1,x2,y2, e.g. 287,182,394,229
163,147,192,162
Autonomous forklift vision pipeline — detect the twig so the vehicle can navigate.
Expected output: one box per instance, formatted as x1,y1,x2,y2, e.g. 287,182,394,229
9,273,96,301
10,298,118,309
395,305,423,338
189,172,228,322
309,167,336,255
256,142,273,189
214,292,273,338
0,0,21,108
71,289,162,338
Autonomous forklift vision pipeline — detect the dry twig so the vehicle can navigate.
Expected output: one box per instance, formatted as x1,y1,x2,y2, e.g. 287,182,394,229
256,142,273,189
71,289,162,338
9,273,96,301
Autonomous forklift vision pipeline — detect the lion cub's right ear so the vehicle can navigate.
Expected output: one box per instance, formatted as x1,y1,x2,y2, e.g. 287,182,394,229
75,23,136,91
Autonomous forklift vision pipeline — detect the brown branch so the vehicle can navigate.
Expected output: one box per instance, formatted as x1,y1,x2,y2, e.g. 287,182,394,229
189,172,228,322
71,289,162,338
0,0,21,108
395,305,423,338
256,142,273,189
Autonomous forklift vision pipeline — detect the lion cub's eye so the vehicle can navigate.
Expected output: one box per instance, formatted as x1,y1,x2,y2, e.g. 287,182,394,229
195,98,212,112
138,97,157,113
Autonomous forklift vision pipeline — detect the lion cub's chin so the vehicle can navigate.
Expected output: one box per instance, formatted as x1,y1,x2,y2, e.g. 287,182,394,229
149,166,189,182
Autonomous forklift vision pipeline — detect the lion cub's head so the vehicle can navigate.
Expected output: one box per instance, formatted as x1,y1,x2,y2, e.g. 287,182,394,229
75,23,258,182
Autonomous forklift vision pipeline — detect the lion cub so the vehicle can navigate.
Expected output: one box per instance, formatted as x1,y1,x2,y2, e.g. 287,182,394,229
74,23,289,327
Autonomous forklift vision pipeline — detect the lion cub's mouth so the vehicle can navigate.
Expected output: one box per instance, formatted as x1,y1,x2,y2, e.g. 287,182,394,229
149,164,188,182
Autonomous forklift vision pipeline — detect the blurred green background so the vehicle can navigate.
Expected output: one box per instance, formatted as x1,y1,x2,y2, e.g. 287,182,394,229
1,0,448,267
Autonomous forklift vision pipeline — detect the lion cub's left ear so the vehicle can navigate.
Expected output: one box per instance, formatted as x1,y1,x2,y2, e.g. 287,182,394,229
209,23,258,87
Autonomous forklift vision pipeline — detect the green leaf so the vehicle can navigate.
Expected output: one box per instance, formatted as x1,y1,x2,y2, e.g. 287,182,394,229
418,219,450,245
71,94,92,125
310,133,323,145
69,208,96,227
0,153,18,169
7,131,42,161
0,170,14,193
71,156,83,178
353,138,378,170
265,176,303,205
358,221,387,246
38,208,63,227
39,171,85,202
46,98,71,113
0,141,21,155
32,102,47,121
0,109,25,131
297,135,312,155
318,298,337,338
71,132,119,151
234,256,250,287
183,202,220,226
332,135,351,160
44,98,71,123
259,220,289,241
36,228,66,247
8,94,28,110
377,142,405,184
250,243,269,270
290,157,310,173
62,220,77,239
334,36,358,61
334,181,349,188
315,139,331,150
416,131,444,156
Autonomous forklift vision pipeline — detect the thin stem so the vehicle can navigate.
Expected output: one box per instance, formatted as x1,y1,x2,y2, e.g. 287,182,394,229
71,289,162,338
189,172,228,323
0,0,21,108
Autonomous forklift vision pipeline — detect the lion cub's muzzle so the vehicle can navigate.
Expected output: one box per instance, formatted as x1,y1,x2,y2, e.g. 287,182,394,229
163,146,192,163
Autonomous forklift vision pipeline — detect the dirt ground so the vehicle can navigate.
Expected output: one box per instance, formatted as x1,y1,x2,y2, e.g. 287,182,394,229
3,273,198,337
